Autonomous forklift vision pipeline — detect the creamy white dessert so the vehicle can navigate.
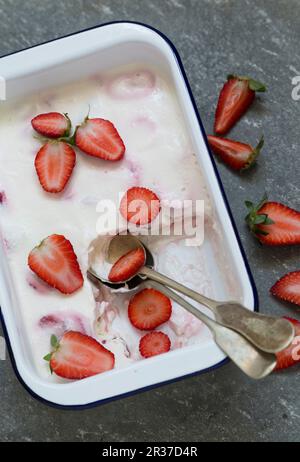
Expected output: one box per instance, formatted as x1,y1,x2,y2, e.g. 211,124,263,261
0,65,236,380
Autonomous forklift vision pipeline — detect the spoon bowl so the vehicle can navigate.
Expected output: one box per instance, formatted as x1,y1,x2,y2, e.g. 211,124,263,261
88,234,152,291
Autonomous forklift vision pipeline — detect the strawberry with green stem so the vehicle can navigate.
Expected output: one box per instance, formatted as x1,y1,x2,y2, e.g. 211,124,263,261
208,135,264,171
44,331,115,379
245,195,300,245
74,116,125,161
32,112,72,139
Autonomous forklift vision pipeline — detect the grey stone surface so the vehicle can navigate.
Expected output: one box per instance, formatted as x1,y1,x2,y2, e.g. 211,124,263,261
0,0,299,442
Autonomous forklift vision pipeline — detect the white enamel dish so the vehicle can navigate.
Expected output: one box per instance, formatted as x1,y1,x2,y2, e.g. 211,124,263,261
0,22,258,408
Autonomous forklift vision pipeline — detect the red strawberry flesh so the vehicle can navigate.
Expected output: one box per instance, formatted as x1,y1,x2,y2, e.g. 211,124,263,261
139,331,171,358
246,197,300,246
48,331,115,379
257,202,300,245
120,187,160,225
214,75,266,135
208,135,263,171
215,78,254,135
28,234,83,294
108,247,145,283
75,118,125,161
35,141,76,193
128,288,172,331
31,112,71,138
275,317,300,370
271,271,300,306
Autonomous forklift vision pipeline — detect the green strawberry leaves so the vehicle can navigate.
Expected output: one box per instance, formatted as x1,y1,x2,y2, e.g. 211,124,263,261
245,194,274,236
51,334,59,349
43,334,60,374
227,74,267,92
242,135,264,170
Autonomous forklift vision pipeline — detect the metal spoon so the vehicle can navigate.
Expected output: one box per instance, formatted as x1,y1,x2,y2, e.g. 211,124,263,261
148,280,276,379
88,251,276,379
89,234,294,354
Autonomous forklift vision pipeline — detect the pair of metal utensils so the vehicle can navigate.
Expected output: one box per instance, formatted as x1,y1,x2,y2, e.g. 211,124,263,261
88,234,294,379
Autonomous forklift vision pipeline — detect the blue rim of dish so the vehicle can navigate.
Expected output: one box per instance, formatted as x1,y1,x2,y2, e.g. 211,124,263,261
0,21,259,410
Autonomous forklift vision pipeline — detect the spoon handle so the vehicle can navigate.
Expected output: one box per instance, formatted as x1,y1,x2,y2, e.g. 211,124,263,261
141,267,295,354
149,281,276,380
140,266,219,309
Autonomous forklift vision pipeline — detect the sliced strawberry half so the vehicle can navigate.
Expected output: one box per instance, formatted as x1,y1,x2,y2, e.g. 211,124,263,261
75,117,125,161
245,195,300,245
35,141,76,193
139,331,171,358
214,75,266,135
31,112,71,138
208,135,264,171
108,247,145,283
44,331,115,379
28,234,83,294
120,187,160,225
271,271,300,306
275,317,300,370
128,288,172,331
